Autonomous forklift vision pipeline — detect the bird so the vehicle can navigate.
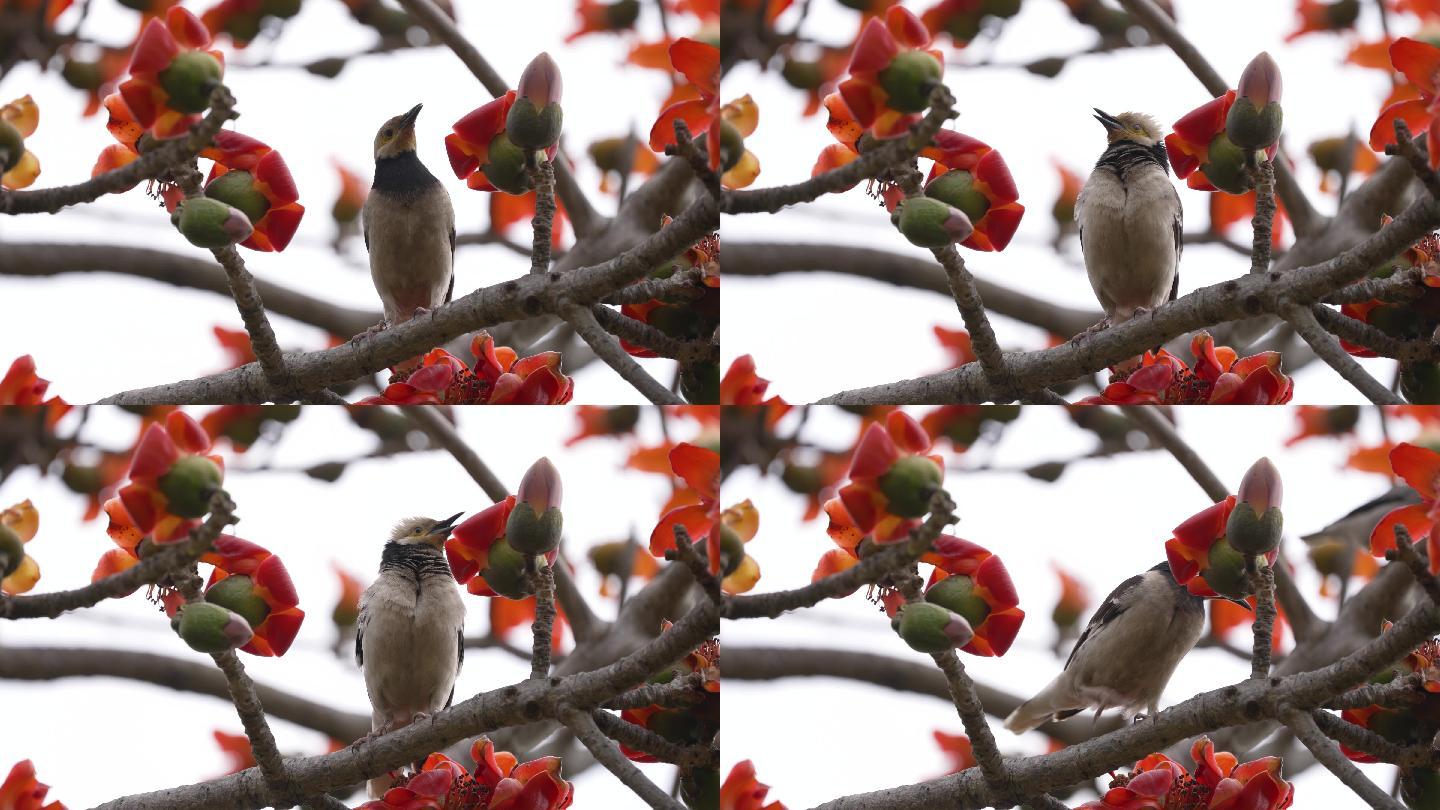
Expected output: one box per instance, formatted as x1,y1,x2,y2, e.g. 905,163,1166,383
356,512,465,797
1075,109,1183,357
1004,561,1246,734
362,103,456,339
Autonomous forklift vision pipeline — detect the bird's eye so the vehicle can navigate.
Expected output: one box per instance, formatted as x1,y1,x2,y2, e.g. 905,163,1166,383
383,129,394,140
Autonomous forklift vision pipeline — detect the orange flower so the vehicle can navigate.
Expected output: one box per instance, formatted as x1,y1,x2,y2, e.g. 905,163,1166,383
720,355,790,426
332,564,363,628
358,333,573,405
0,356,70,426
920,130,1025,251
587,135,660,193
836,6,944,139
1284,405,1361,445
649,38,722,170
0,760,65,810
932,730,976,776
1079,333,1293,405
1165,91,1277,194
565,405,642,445
0,501,44,596
1209,595,1288,653
196,130,305,252
117,7,226,139
92,93,143,182
489,595,568,652
619,631,719,763
490,190,568,248
1370,442,1440,572
564,0,641,42
1285,0,1360,40
200,535,306,656
721,760,786,810
445,91,559,195
212,730,256,775
919,535,1025,656
332,159,367,224
1209,190,1287,248
832,410,943,543
720,95,761,189
115,411,225,543
359,738,573,810
1370,38,1440,169
447,496,546,598
1052,564,1089,631
1078,737,1293,809
720,500,762,594
1166,496,1279,599
1,95,40,190
649,443,721,567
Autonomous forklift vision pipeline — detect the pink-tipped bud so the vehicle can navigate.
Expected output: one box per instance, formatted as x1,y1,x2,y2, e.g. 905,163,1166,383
943,207,974,243
518,52,562,108
518,456,562,513
1238,52,1282,108
943,612,975,648
1238,456,1282,514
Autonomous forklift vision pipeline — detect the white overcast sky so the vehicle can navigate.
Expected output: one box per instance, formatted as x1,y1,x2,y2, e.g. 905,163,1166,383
722,405,1416,809
723,0,1405,405
0,405,711,807
0,0,696,404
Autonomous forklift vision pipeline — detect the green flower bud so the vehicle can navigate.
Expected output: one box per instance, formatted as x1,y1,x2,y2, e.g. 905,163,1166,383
604,0,640,28
223,12,263,45
926,574,992,627
1203,538,1252,600
1326,405,1362,433
61,464,103,494
61,59,104,91
506,95,563,151
781,464,823,495
606,405,642,433
1327,0,1360,27
157,455,224,518
648,708,701,744
205,574,271,628
898,197,974,249
505,502,564,555
1025,461,1066,483
481,537,531,599
681,766,720,810
1226,501,1283,555
261,0,302,18
0,524,23,579
878,455,943,518
1403,362,1440,405
177,198,253,249
878,50,943,113
781,59,824,90
925,169,991,222
0,119,24,175
178,602,254,653
1225,99,1283,152
945,11,983,43
159,51,224,114
481,131,533,195
681,361,720,405
1307,539,1351,577
718,525,744,577
1200,133,1253,195
897,601,974,653
205,170,271,226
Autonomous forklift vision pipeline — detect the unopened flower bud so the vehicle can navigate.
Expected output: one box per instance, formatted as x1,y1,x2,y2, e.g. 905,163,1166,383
507,53,564,151
1226,52,1284,151
925,169,990,222
898,197,974,249
481,131,532,195
897,601,974,653
481,537,531,599
926,574,991,627
878,50,943,113
205,171,271,225
1227,458,1284,555
877,454,944,517
177,198,253,249
205,574,271,628
1201,132,1253,195
158,455,224,518
507,457,564,555
1204,537,1252,599
158,50,224,114
178,602,253,653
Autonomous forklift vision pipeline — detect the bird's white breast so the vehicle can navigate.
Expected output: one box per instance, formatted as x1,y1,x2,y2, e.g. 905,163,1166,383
1077,164,1181,322
360,572,465,724
363,192,455,324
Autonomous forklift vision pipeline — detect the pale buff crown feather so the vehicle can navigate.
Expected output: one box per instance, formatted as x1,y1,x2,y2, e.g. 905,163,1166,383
373,106,421,160
389,516,447,544
1105,111,1164,146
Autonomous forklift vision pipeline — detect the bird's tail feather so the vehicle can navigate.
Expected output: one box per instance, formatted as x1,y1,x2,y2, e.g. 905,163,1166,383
1004,679,1081,734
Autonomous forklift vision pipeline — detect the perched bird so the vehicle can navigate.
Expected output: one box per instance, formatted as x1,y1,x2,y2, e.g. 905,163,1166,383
1004,561,1245,734
362,104,456,336
357,512,465,797
1076,109,1183,353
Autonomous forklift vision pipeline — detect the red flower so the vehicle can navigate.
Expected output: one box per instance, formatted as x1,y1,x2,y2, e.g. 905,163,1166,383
490,191,568,248
1165,496,1278,599
489,595,568,652
1077,737,1293,809
445,91,559,194
920,535,1025,657
564,406,642,445
649,38,721,170
1370,38,1440,169
837,6,943,139
197,131,305,252
358,333,573,405
564,0,641,42
721,760,786,810
649,443,721,568
447,496,555,598
0,760,65,810
116,411,225,543
117,7,225,139
619,631,719,762
1052,564,1089,630
212,730,256,775
1284,405,1361,445
1370,443,1440,572
919,130,1025,251
1079,333,1293,405
834,410,943,542
333,565,363,628
1286,0,1361,40
213,326,257,369
93,93,144,183
721,355,790,426
932,730,976,776
198,535,306,657
0,356,70,426
332,160,368,224
359,738,573,810
1164,91,1278,193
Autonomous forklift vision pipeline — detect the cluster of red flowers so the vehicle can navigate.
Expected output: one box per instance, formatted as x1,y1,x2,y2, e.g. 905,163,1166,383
1077,737,1293,809
359,738,572,810
1080,333,1293,405
359,333,573,405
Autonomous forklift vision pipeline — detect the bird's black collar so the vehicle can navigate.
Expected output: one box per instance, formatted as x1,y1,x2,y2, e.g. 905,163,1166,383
373,150,440,196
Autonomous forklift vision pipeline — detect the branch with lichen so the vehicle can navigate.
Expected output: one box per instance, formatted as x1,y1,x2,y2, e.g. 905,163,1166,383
530,560,557,680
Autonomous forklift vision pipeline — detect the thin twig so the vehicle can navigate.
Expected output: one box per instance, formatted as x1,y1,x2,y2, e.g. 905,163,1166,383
1387,523,1440,605
530,561,557,679
1282,303,1405,404
1250,560,1277,679
1250,160,1277,274
529,158,557,274
561,708,685,810
562,304,684,404
1284,708,1406,809
667,524,720,604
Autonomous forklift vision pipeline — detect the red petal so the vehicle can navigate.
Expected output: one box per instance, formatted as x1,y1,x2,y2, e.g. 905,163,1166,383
1172,91,1235,145
965,202,1024,252
445,132,480,179
885,4,932,49
848,17,900,75
1369,98,1433,152
253,553,299,608
1173,496,1236,549
973,554,1019,608
128,17,180,77
648,98,714,152
1391,37,1440,95
452,496,516,551
452,92,516,149
129,422,180,479
963,607,1023,657
649,503,714,557
166,410,212,454
1370,502,1436,557
885,410,932,454
670,443,719,500
166,5,213,50
1392,442,1440,498
669,38,719,96
848,422,901,479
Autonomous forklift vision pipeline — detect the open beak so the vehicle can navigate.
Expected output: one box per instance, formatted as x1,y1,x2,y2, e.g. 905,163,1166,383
1223,596,1253,610
1093,107,1122,132
399,103,423,130
432,511,464,536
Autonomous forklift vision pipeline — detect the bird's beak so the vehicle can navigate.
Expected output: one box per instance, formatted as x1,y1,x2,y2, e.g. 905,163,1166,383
399,103,423,130
432,511,464,536
1222,596,1253,611
1093,108,1122,132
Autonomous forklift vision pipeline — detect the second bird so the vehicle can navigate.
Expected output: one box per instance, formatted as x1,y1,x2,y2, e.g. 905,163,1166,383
1076,109,1183,357
364,104,456,335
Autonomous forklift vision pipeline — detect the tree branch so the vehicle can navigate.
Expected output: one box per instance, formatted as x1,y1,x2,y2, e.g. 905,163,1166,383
1282,303,1404,405
560,708,684,810
562,304,685,404
1283,708,1405,810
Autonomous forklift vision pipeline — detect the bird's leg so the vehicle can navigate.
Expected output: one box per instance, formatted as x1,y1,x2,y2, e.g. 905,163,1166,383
1070,316,1112,345
356,720,394,744
350,320,389,344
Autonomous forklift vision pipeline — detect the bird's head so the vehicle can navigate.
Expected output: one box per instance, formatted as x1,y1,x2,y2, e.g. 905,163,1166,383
1094,109,1163,147
389,512,464,548
374,103,423,160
